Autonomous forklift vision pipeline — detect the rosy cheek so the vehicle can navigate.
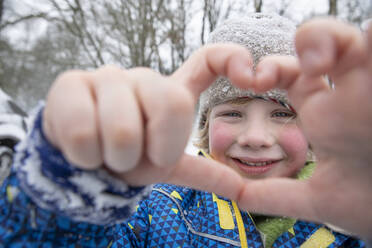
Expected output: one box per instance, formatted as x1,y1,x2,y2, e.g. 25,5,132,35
209,122,235,159
278,126,308,162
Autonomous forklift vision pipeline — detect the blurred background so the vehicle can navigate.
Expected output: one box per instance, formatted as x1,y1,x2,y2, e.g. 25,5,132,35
0,0,371,111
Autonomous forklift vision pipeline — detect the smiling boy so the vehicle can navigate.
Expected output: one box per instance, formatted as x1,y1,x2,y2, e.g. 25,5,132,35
0,13,366,247
207,99,307,179
194,16,309,181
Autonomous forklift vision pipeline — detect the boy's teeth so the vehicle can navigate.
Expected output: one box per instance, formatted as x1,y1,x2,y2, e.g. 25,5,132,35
238,159,273,167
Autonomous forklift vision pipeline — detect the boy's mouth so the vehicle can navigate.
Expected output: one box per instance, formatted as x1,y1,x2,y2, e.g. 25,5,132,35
231,157,282,175
235,159,277,167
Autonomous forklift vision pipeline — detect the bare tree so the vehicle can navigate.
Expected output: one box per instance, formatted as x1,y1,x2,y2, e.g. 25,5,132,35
277,0,293,16
328,0,338,16
0,0,48,33
342,0,371,25
0,0,4,25
5,0,369,110
254,0,263,12
1,0,196,107
0,13,48,31
13,0,191,74
167,0,189,72
201,0,234,44
46,0,106,68
0,23,84,109
100,0,192,72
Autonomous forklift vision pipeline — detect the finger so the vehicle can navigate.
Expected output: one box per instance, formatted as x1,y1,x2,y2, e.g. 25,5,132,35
255,55,300,92
135,153,319,223
367,21,372,58
171,43,254,99
296,18,367,77
254,55,330,111
237,178,319,221
166,154,369,235
166,154,246,201
44,71,102,169
129,68,194,167
167,155,315,222
288,75,330,112
93,66,143,173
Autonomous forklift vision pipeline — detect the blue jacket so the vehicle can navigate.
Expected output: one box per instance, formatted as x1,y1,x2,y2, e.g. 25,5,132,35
0,108,366,247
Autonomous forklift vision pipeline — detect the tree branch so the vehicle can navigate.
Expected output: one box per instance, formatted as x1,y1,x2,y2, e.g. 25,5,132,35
0,13,48,30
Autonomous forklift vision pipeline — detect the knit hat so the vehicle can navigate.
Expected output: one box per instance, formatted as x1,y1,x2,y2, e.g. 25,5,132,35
197,13,296,130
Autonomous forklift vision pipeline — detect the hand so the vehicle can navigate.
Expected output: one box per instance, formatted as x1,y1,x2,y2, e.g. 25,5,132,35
236,18,372,239
43,44,255,198
43,17,372,240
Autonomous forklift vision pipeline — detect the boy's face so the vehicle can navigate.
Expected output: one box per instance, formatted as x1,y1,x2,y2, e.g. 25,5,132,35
208,99,308,179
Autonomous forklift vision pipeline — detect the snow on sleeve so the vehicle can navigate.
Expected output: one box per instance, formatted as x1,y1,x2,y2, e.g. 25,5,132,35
14,104,152,225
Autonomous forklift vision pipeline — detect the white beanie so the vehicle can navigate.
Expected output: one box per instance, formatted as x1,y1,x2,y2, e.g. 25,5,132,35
197,13,296,129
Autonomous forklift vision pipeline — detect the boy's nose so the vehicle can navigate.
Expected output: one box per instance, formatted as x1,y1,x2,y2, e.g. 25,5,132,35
236,121,275,149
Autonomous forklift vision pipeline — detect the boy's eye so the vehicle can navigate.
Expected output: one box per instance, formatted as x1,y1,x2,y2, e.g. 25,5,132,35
271,110,295,118
220,111,242,118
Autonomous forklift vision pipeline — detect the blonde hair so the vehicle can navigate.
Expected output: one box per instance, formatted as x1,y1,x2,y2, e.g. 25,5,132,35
193,98,250,152
193,107,211,152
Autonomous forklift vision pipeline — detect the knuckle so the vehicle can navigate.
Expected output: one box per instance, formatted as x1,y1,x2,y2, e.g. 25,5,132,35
97,64,123,74
50,70,91,95
55,70,88,84
103,123,142,172
65,126,97,148
129,67,156,75
61,124,102,170
106,122,140,149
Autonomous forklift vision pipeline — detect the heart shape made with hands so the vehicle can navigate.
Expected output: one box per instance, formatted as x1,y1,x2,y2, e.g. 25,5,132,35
43,18,372,239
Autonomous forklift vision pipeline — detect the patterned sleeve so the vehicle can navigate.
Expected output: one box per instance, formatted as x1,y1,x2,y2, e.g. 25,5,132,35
14,104,152,225
0,103,152,245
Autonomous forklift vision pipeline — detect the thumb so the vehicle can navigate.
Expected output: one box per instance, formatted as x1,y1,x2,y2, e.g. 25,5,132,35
237,178,318,221
295,18,367,77
171,43,254,99
168,154,319,223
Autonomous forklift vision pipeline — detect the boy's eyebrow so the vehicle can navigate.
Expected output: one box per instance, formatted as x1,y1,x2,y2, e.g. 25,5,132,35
228,97,296,113
255,96,296,113
216,102,246,109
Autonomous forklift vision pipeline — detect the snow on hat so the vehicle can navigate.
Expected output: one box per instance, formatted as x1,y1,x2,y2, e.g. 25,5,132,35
197,13,296,129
